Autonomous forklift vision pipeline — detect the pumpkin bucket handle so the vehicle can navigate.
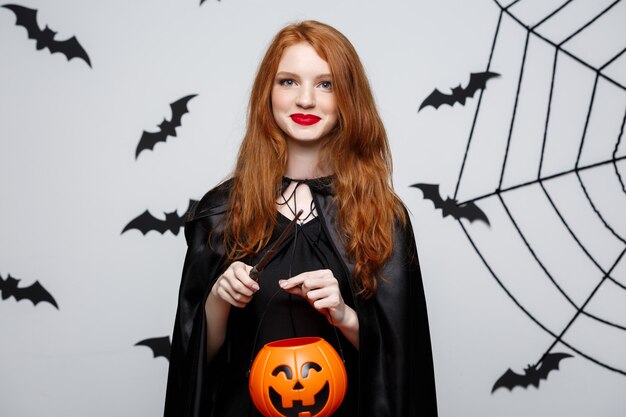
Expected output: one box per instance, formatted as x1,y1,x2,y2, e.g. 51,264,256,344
246,286,346,377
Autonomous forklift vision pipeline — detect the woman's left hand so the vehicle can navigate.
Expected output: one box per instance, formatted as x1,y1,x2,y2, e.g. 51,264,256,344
279,269,360,349
279,269,347,326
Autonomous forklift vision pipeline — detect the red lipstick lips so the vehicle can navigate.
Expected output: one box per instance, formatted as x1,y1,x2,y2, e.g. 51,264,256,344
290,113,321,126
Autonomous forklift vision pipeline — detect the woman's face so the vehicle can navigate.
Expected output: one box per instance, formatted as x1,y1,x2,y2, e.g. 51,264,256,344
271,42,338,146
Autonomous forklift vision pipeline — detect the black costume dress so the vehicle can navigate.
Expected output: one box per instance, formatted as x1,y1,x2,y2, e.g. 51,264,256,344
164,177,438,417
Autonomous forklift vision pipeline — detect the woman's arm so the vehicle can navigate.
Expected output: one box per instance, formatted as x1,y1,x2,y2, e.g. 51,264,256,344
205,261,259,361
329,304,359,350
204,290,231,362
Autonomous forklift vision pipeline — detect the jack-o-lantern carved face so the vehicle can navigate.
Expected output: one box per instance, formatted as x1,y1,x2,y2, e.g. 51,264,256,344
249,337,347,417
269,362,329,417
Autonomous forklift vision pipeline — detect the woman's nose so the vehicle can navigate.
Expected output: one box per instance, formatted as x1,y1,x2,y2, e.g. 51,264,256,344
296,86,315,108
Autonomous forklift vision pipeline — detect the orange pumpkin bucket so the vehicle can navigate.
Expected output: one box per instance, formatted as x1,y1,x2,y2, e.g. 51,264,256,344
248,336,347,417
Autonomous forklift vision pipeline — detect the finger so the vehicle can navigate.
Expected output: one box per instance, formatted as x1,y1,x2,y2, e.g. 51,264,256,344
279,281,305,297
305,287,334,301
308,287,341,306
220,269,254,297
234,261,253,276
278,269,327,289
312,296,341,310
303,277,339,298
229,275,256,297
221,279,254,304
216,286,247,308
313,299,334,310
278,275,306,290
234,264,260,292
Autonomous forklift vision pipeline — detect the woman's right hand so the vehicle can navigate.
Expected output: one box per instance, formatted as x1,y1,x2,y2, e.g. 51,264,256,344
210,261,260,308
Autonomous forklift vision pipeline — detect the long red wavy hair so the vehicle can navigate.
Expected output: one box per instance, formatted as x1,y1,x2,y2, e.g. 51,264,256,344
224,20,407,298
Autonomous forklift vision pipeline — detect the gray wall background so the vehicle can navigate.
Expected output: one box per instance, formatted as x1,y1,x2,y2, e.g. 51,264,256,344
1,0,625,416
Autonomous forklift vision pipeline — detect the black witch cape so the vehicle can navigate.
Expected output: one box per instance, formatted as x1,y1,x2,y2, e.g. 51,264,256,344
163,178,438,416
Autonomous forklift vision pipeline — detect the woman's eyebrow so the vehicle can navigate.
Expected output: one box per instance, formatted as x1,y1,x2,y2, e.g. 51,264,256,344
275,71,332,79
275,71,298,78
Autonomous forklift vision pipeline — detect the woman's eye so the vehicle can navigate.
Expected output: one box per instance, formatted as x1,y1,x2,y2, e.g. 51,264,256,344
279,79,295,87
319,81,332,89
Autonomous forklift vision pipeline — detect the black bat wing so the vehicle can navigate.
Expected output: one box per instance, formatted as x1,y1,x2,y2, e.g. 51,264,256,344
453,201,490,225
0,275,58,309
135,130,165,158
47,35,91,67
492,352,573,393
418,88,457,111
463,71,500,99
491,368,526,392
168,94,197,128
17,280,58,308
410,183,446,210
3,5,91,67
121,210,169,235
3,4,41,40
135,336,171,360
536,352,573,381
135,95,196,158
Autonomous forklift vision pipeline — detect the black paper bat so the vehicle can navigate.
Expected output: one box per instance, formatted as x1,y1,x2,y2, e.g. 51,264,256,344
411,183,490,225
0,273,58,309
3,4,91,67
135,94,197,158
492,352,573,392
418,71,500,111
135,336,170,361
121,199,198,235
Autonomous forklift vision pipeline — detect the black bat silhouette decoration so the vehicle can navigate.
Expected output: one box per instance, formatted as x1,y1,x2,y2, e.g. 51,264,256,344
0,273,58,309
135,336,171,361
200,0,221,4
135,94,197,159
2,4,91,67
418,71,500,111
411,183,490,225
121,199,198,236
492,352,573,393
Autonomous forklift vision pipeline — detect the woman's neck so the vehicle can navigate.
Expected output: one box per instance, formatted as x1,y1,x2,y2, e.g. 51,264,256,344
284,141,331,179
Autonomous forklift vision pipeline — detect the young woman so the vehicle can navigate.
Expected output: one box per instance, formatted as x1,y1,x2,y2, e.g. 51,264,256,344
164,20,438,417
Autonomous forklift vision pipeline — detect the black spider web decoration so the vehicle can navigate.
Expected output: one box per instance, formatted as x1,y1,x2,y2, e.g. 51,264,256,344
418,0,626,393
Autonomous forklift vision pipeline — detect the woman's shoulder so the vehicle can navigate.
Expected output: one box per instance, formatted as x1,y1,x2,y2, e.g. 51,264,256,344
187,178,234,222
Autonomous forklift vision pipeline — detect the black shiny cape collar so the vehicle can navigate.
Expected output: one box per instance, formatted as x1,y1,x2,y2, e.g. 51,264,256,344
281,175,335,196
188,176,335,222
